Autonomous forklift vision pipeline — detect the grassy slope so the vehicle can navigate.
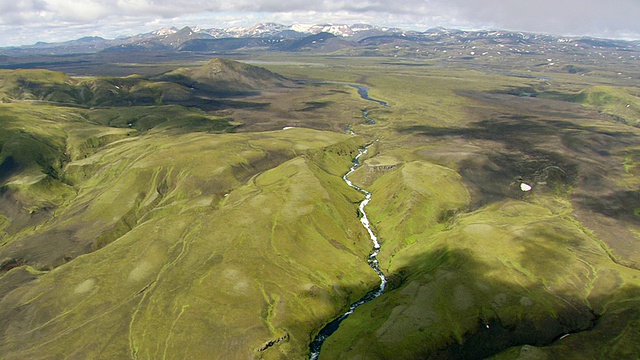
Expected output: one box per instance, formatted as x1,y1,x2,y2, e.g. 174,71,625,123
575,86,640,127
322,198,640,359
1,54,640,360
253,57,640,359
0,134,382,359
0,102,382,358
0,65,385,358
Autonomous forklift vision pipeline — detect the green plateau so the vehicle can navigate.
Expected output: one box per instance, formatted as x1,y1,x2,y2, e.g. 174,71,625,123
0,50,639,360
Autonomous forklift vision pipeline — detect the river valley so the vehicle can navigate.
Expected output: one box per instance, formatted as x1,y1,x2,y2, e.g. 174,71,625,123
308,86,388,359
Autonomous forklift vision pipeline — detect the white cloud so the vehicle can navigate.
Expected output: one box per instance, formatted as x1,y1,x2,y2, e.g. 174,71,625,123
45,0,111,21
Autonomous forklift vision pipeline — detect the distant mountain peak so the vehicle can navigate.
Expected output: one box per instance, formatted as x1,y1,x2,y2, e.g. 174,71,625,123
2,22,638,56
176,26,194,34
77,36,105,42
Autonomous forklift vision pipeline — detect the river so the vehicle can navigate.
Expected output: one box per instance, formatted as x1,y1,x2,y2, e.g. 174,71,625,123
308,85,388,359
347,84,389,107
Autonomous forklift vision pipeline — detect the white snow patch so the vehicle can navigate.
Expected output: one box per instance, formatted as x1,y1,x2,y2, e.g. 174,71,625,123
282,126,296,130
520,183,532,192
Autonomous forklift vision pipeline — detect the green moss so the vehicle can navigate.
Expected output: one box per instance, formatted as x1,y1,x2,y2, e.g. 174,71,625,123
2,56,640,359
0,213,8,234
351,160,470,266
321,198,638,358
83,105,234,133
561,86,640,127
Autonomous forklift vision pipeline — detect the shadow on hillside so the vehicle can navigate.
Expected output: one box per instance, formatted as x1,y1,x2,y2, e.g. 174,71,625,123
0,157,19,184
165,97,270,112
310,246,640,359
89,88,269,111
399,115,635,154
298,101,333,112
160,74,259,94
574,190,640,224
397,115,637,208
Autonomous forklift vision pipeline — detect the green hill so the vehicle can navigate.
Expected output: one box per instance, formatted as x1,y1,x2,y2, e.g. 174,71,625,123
161,58,294,95
0,63,378,358
1,56,640,360
576,86,640,126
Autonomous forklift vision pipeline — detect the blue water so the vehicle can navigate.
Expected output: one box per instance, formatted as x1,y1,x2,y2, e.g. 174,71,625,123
348,84,389,107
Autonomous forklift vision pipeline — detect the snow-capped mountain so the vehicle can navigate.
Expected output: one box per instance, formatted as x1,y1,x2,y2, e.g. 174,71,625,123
292,23,358,37
196,23,395,39
289,23,396,37
201,23,298,39
152,27,179,36
1,22,638,57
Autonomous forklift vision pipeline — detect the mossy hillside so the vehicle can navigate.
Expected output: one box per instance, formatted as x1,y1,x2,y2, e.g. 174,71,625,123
321,199,640,359
261,55,640,357
0,69,238,176
373,75,640,266
306,136,369,177
576,86,640,126
0,103,143,238
0,70,252,238
84,76,207,107
0,60,293,110
191,58,293,88
0,69,168,106
64,126,138,160
349,160,471,267
0,66,365,248
0,103,70,177
0,69,72,86
83,105,235,132
531,84,640,128
0,69,77,102
1,127,358,268
0,131,381,359
490,285,640,359
0,103,81,238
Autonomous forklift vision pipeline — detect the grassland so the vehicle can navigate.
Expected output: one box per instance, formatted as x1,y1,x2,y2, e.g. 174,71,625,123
255,54,640,358
1,51,640,359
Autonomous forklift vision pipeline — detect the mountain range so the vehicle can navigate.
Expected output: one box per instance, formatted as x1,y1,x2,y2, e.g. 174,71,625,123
1,23,639,57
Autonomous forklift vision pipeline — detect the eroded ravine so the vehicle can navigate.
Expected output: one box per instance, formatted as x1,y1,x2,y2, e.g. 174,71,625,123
308,86,388,359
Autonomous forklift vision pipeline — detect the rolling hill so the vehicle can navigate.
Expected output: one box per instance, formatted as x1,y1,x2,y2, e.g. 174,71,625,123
0,45,639,360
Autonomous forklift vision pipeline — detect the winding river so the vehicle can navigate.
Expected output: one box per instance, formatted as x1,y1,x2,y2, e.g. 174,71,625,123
348,84,389,107
308,86,388,359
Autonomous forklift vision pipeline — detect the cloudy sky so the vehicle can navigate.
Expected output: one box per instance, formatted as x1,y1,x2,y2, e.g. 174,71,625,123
1,0,639,46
